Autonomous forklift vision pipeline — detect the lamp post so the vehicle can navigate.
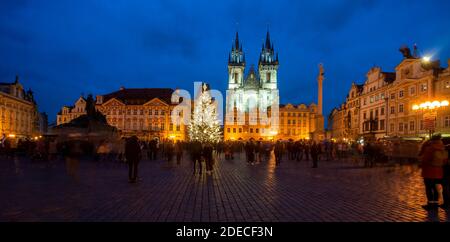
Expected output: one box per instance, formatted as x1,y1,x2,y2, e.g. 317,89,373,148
412,100,449,138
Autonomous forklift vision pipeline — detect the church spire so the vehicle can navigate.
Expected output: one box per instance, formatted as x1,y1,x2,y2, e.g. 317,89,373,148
234,31,240,51
265,30,271,49
259,29,278,66
229,31,245,66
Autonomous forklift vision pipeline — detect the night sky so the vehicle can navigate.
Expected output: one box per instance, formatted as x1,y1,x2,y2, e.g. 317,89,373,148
1,0,450,124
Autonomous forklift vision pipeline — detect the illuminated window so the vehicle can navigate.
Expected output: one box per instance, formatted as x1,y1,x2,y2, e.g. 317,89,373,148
409,121,415,131
227,127,230,133
233,128,236,133
445,116,450,128
399,104,404,113
421,83,428,92
390,106,395,114
176,125,180,131
390,93,395,99
398,123,404,132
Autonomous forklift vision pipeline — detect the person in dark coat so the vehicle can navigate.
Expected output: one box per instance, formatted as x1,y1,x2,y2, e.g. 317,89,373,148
311,142,320,168
418,135,448,210
245,140,255,164
442,143,450,209
175,140,183,165
190,141,203,174
203,143,214,175
125,136,142,183
274,140,284,166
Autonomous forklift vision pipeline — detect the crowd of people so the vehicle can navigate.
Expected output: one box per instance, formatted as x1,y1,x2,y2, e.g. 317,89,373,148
2,133,450,211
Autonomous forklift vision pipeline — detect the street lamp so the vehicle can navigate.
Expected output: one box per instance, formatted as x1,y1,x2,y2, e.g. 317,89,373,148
412,100,449,138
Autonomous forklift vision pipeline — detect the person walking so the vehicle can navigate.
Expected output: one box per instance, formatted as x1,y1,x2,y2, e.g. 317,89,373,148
311,142,320,168
442,143,450,209
274,140,284,166
418,134,448,210
203,143,214,175
175,140,183,165
190,141,203,175
125,136,142,183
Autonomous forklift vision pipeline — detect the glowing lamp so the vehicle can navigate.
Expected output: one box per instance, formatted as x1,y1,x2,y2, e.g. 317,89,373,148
431,101,441,109
441,100,449,107
8,134,15,138
412,105,419,110
422,56,431,63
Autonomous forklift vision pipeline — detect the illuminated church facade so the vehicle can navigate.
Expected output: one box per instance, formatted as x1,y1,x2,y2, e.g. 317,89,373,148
224,31,325,141
224,31,280,140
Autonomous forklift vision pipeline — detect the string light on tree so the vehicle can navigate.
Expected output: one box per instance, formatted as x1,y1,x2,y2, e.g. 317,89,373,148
188,83,222,143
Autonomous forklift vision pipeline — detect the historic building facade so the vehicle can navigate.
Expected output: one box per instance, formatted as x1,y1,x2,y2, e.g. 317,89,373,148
0,76,39,139
278,103,319,140
224,31,324,141
57,96,87,125
224,31,280,141
386,57,450,138
359,67,395,139
329,46,450,140
95,87,186,141
57,87,187,141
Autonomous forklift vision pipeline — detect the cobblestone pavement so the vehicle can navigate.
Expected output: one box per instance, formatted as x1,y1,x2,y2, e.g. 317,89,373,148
1,153,449,222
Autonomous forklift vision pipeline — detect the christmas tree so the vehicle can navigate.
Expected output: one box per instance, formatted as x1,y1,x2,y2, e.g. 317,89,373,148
188,83,222,143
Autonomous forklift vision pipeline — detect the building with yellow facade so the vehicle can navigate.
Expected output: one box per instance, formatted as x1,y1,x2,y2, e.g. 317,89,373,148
0,76,39,139
329,46,450,140
56,96,87,125
96,87,186,141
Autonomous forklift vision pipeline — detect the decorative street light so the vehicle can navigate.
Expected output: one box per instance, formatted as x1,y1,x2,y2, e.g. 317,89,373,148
412,100,449,138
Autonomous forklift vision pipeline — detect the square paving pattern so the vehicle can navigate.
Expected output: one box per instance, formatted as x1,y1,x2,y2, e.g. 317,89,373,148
1,153,449,222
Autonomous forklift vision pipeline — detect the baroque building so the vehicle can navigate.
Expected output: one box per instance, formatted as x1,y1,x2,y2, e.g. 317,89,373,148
0,76,40,139
57,96,87,125
57,87,187,141
329,46,450,140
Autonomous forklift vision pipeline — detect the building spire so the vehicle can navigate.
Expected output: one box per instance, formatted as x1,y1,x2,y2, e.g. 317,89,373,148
235,31,240,51
265,30,271,49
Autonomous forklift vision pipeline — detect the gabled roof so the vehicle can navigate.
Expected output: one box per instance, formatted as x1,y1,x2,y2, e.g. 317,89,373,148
102,88,174,105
